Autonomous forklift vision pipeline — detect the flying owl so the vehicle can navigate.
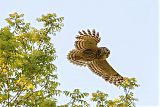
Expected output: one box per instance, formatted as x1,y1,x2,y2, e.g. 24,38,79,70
67,29,124,85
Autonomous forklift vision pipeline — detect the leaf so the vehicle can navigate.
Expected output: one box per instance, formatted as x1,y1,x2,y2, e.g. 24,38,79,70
0,12,64,106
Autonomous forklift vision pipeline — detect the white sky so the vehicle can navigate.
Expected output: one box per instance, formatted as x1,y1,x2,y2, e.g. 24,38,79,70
0,0,159,107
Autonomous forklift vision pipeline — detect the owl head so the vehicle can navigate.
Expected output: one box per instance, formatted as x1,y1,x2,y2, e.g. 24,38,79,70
100,47,110,58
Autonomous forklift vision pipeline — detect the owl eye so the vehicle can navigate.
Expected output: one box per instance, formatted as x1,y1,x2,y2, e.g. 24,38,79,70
106,49,110,54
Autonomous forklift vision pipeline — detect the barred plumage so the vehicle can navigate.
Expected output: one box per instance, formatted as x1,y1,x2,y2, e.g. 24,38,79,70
87,29,92,35
67,49,87,66
92,29,96,36
67,29,124,85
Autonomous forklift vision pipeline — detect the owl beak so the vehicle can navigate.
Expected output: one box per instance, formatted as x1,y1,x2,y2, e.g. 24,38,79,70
108,51,110,55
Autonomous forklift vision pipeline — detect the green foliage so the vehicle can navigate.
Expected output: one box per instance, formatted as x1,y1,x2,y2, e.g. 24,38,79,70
91,90,108,107
39,99,56,107
62,89,90,107
5,13,30,34
116,78,139,107
37,13,64,34
118,77,139,90
59,78,139,107
0,12,64,107
90,78,139,107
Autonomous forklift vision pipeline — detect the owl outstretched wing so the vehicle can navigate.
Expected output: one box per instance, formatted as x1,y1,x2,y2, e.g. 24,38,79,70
67,49,87,66
67,48,98,66
88,59,124,85
68,29,100,66
75,29,100,50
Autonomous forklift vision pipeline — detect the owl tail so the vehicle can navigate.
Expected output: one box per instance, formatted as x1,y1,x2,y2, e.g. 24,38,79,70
67,49,87,66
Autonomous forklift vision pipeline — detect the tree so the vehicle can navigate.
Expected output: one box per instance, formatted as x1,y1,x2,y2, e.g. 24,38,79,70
91,78,139,107
58,78,139,107
0,12,139,107
91,90,108,107
0,12,64,107
62,89,90,107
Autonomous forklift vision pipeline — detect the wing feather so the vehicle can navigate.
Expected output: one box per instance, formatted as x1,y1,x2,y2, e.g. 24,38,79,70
88,59,124,85
92,29,96,36
67,49,87,66
75,29,100,50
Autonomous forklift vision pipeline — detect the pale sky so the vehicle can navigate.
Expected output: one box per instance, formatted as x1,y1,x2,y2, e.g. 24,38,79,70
0,0,159,107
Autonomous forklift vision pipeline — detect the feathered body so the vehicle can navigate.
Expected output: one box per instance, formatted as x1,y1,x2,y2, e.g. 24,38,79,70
67,29,124,85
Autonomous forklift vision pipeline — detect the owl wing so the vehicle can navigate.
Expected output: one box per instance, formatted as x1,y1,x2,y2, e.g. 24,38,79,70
75,29,100,50
88,59,124,85
67,49,87,66
67,49,98,66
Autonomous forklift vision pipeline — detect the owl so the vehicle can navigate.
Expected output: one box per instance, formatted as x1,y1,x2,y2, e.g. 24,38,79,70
67,29,124,85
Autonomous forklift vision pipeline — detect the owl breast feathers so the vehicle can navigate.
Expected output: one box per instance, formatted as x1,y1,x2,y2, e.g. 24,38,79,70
67,29,124,85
